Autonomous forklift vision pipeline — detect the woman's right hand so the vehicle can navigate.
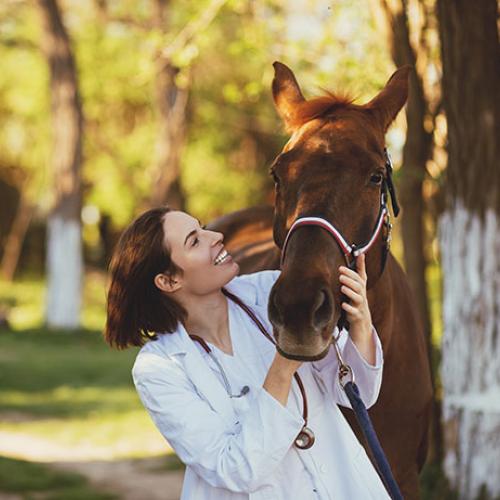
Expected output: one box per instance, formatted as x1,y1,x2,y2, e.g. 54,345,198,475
271,351,303,377
262,352,303,407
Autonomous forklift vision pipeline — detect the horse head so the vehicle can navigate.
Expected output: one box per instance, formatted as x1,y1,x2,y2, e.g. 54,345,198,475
268,61,410,361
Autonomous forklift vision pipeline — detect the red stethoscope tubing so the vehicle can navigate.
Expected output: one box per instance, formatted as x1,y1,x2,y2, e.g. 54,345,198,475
188,288,315,450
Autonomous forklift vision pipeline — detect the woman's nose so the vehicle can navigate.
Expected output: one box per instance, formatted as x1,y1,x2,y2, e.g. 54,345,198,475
211,231,224,245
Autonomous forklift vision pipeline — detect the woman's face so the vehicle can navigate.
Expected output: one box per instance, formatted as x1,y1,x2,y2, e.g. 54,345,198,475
162,211,239,295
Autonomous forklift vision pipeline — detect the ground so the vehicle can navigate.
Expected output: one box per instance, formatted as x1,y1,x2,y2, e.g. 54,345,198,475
0,433,184,500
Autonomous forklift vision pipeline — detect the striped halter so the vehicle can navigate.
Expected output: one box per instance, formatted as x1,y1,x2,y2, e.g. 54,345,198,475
279,148,400,331
280,148,399,269
280,206,388,268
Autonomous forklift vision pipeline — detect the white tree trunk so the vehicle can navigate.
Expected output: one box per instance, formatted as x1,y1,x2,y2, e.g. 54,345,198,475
38,0,83,331
438,200,500,498
46,214,82,329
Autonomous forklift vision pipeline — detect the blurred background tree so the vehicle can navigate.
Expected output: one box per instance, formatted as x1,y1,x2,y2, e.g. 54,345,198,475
0,0,400,306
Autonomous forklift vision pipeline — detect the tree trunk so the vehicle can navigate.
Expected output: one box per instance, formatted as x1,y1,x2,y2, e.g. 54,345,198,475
149,59,189,209
380,0,443,465
149,0,188,209
437,0,500,497
37,0,83,329
0,193,35,281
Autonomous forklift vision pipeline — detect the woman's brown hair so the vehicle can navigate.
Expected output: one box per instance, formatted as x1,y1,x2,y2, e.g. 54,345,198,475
104,206,186,349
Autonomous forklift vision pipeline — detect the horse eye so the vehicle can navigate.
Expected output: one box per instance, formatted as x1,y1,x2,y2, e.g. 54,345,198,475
370,173,383,184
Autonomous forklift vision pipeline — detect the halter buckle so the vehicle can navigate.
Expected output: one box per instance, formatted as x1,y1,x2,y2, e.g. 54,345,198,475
338,363,355,388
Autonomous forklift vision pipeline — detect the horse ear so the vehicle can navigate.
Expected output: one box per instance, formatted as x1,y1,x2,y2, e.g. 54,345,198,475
272,61,305,129
366,66,411,131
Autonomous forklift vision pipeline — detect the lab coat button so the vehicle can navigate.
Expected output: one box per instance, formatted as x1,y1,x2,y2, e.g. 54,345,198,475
320,464,326,473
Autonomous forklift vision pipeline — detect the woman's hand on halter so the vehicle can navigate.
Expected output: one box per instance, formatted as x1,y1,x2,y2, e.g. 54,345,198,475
338,254,376,365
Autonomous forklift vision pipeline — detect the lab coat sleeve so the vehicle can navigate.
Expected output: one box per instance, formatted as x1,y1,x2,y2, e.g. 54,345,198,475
132,353,305,493
311,325,384,409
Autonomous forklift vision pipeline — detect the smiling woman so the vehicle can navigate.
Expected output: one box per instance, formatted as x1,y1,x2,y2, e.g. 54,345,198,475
104,208,240,351
104,206,388,500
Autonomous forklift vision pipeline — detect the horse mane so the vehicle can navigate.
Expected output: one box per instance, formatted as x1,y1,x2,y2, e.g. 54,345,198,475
287,91,358,130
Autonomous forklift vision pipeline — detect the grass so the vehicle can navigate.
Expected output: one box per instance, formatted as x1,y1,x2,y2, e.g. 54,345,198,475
0,455,118,500
0,327,172,458
0,272,176,460
0,273,182,500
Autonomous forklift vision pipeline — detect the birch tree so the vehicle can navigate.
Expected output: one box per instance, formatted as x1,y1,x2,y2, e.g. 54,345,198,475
437,0,500,496
37,0,83,329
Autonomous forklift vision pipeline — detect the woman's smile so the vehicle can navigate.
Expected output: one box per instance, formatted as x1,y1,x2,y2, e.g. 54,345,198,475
214,248,232,265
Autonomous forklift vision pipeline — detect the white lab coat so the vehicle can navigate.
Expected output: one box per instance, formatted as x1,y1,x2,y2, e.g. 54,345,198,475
132,270,390,499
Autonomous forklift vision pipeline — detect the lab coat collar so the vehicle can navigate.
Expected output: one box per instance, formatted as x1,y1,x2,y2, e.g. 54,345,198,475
150,277,262,424
157,323,237,424
157,276,258,357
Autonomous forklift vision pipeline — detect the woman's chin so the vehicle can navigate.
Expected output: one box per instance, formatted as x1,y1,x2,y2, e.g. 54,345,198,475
221,259,239,281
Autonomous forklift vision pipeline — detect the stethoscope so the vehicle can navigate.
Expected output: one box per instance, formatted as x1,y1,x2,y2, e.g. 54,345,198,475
189,333,250,398
189,288,315,450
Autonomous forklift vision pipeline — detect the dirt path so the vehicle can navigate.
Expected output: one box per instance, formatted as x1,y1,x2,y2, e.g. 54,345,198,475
51,457,184,500
0,432,184,500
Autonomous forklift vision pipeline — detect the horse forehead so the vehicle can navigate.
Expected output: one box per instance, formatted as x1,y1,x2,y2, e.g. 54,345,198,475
283,120,329,153
283,118,371,156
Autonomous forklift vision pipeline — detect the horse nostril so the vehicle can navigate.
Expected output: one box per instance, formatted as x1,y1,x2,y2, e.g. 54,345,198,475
312,289,332,330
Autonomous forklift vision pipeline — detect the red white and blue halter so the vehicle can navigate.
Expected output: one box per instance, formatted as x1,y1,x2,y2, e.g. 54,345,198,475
280,204,389,268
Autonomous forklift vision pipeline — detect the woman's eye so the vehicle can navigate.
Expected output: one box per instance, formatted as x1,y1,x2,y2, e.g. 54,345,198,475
191,225,206,246
370,173,383,184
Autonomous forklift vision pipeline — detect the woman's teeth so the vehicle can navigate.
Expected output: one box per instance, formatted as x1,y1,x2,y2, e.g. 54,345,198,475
214,249,229,265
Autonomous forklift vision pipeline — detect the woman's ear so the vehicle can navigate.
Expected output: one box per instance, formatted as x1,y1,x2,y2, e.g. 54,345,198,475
154,273,182,294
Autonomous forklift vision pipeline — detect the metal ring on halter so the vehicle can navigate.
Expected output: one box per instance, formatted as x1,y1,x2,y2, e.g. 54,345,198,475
333,336,355,388
338,363,355,388
295,426,315,449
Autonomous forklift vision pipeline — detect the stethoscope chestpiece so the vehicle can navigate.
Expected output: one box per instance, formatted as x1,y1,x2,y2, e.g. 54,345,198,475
230,385,250,398
295,426,315,449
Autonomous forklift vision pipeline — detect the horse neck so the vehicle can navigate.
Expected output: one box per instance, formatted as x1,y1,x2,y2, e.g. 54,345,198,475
366,252,395,348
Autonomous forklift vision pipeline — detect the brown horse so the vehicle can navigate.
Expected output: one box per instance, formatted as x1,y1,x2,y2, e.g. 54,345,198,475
209,62,433,499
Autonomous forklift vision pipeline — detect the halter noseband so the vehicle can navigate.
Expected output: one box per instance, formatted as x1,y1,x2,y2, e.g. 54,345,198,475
279,148,400,331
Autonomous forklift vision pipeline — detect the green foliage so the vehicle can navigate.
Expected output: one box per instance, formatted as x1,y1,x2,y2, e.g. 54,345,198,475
0,271,107,330
0,2,50,203
1,0,396,231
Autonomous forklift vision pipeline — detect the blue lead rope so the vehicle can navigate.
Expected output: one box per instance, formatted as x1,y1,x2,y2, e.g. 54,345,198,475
342,380,404,500
335,254,403,499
